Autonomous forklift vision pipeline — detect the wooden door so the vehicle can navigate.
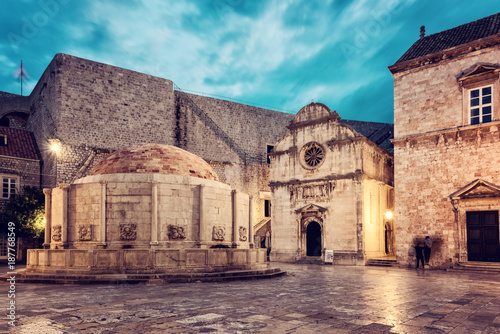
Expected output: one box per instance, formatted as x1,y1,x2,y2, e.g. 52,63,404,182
467,211,500,262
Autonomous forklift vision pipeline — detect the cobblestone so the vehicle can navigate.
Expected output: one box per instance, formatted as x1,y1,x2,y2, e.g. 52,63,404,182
2,263,500,333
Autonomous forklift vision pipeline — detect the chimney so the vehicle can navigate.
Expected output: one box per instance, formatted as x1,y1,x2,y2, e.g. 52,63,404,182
420,25,425,39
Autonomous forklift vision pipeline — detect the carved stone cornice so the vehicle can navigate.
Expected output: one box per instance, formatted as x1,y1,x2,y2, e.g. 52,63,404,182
392,120,500,145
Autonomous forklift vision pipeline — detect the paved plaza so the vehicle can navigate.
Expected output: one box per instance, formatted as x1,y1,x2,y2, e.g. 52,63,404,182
2,263,500,333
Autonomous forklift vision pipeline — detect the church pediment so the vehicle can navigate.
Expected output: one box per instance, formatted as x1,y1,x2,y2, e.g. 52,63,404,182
457,63,500,86
295,203,328,214
450,179,500,200
288,102,340,129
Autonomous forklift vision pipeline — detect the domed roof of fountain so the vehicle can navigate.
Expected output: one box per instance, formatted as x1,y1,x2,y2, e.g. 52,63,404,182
90,143,218,181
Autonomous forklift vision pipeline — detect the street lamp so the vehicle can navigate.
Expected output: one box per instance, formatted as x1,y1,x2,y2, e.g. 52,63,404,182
385,211,393,220
50,142,60,152
48,139,61,187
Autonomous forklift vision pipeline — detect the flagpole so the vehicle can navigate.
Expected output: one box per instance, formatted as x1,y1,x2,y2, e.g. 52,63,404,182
20,60,23,96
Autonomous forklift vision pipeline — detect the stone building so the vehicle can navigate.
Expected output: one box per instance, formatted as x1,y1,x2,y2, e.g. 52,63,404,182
269,103,394,264
389,12,500,268
0,126,41,208
0,53,393,241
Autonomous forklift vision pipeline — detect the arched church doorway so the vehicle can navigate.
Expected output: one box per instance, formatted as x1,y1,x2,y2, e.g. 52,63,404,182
306,221,321,256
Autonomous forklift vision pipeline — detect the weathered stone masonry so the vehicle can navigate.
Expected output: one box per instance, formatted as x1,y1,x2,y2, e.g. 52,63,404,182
390,13,500,268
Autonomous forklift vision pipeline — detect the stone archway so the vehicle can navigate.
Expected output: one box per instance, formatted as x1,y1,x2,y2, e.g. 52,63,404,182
296,204,327,260
306,221,322,257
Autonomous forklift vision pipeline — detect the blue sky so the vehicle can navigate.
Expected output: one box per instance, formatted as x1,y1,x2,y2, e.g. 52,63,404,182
1,1,499,123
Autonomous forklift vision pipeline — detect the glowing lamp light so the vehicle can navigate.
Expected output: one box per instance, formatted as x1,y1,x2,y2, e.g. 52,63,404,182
50,142,61,152
385,211,393,220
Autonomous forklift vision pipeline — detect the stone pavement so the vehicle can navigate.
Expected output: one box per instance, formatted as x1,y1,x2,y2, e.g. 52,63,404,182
2,263,500,333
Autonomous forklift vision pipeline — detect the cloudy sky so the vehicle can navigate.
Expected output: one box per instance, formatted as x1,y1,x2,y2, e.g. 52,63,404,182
1,1,499,123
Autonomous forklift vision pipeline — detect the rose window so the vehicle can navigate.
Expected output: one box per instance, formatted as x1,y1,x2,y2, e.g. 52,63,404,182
302,142,325,168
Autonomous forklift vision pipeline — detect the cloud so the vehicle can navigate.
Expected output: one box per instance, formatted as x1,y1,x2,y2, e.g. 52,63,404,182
1,0,499,122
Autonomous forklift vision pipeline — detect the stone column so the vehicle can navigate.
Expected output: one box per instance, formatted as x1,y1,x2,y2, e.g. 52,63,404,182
249,195,254,249
232,190,238,248
43,188,52,249
151,181,159,245
98,181,107,248
59,184,70,248
199,184,206,247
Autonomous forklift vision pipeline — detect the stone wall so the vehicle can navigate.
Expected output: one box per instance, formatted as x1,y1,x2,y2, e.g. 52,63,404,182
393,46,500,138
33,172,263,274
47,54,178,149
51,173,252,248
392,44,500,268
175,92,293,162
12,54,294,230
27,247,267,274
393,125,500,267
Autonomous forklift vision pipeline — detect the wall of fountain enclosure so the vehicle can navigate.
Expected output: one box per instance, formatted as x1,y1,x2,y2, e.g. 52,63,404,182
27,173,266,274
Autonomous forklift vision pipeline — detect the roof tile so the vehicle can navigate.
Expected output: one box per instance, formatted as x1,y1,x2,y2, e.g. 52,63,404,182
395,12,500,64
0,127,40,160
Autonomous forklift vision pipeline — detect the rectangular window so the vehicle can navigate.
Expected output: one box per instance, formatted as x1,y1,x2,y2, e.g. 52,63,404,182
2,177,17,199
264,199,271,217
0,135,7,146
266,145,274,164
470,86,493,125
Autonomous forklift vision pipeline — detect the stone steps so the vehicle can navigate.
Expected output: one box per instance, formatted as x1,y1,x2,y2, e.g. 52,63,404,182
365,259,398,267
13,267,286,284
447,262,500,274
296,257,324,265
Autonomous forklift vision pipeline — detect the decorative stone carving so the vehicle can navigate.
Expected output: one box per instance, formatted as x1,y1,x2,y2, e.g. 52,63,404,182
212,226,225,241
239,226,248,241
169,225,186,240
78,224,92,241
52,226,62,242
290,181,336,201
120,223,137,240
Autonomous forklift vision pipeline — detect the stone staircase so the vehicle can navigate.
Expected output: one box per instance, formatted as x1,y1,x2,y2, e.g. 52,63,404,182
447,262,500,274
365,258,398,267
296,257,324,265
14,267,286,284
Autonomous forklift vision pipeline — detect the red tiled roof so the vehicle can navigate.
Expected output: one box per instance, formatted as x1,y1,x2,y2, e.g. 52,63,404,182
0,127,40,160
394,12,500,65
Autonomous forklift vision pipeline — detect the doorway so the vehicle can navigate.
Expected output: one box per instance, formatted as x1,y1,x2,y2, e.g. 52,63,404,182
306,222,322,257
467,211,500,262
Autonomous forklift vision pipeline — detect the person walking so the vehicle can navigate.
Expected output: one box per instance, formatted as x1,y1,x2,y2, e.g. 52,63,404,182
424,236,433,264
415,241,425,269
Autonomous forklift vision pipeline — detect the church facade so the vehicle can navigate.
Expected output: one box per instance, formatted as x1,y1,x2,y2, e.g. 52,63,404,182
390,13,500,268
269,103,394,264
